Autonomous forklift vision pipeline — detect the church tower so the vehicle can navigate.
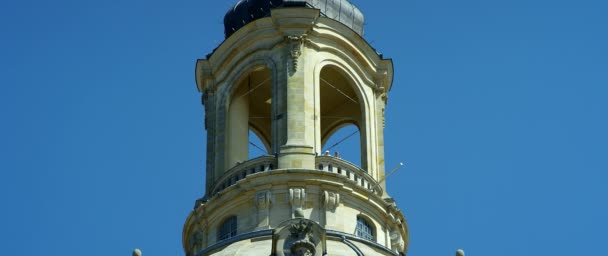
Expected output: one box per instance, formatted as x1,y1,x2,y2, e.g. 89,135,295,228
184,1,409,255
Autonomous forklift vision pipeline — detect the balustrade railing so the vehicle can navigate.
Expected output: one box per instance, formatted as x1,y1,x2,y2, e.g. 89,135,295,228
210,155,382,196
211,156,276,195
315,156,383,196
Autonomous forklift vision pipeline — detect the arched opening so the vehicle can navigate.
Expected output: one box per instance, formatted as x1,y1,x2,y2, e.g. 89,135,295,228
217,215,237,241
319,65,365,168
321,124,361,166
249,129,269,159
227,66,272,169
355,215,375,242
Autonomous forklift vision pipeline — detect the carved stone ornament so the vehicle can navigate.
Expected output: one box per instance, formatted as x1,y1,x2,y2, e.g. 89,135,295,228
289,220,316,256
271,218,327,256
289,188,306,205
188,230,203,250
289,219,314,240
382,107,386,128
289,188,306,218
255,190,272,209
390,230,405,252
287,35,306,75
322,191,340,211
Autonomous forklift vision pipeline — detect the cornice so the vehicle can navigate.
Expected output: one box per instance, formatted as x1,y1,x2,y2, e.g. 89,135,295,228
195,8,393,94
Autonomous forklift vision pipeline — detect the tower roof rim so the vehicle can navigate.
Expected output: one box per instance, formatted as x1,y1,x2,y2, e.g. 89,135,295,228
223,0,364,39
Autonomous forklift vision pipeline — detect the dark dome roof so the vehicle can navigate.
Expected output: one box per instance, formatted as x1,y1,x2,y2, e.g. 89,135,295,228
224,0,364,38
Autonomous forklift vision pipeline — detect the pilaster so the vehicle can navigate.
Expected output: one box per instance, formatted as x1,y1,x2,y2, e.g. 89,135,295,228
278,34,316,169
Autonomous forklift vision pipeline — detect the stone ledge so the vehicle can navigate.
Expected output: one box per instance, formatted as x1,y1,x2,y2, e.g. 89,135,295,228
194,228,401,256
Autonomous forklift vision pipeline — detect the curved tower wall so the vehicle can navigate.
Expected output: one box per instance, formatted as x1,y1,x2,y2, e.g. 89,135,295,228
186,6,408,256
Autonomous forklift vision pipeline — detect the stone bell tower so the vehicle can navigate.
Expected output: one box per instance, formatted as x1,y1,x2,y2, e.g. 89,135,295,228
183,1,409,255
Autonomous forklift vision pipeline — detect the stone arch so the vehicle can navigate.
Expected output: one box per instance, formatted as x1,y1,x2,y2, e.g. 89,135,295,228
306,27,381,90
217,57,279,171
321,121,361,147
315,60,372,172
321,124,361,166
249,125,271,155
217,215,238,242
355,214,376,242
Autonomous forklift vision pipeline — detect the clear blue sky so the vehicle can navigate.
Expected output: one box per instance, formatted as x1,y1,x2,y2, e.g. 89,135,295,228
1,0,607,255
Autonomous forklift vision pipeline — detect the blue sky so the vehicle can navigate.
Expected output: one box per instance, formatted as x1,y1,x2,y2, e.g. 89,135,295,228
1,0,607,255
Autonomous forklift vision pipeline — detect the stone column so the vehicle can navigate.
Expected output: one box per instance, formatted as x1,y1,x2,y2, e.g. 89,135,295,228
375,84,388,188
278,35,316,169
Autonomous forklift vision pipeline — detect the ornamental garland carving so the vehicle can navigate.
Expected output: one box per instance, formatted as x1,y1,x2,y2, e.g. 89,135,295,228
287,35,306,75
289,219,316,256
271,218,326,256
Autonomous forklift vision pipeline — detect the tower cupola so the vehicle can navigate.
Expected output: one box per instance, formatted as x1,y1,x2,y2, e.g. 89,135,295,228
186,2,408,255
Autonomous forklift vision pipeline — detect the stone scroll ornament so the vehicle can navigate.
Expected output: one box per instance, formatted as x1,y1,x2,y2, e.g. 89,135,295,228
255,191,272,209
322,191,340,212
287,35,306,75
289,188,306,218
255,190,273,229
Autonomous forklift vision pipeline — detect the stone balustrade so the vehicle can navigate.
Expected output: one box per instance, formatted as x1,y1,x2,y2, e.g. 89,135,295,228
211,156,277,195
315,156,383,196
210,155,382,196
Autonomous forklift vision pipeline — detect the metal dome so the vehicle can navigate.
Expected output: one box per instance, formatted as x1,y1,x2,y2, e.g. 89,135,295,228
223,0,365,38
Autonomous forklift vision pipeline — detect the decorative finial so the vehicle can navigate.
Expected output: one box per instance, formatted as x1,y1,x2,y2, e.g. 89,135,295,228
456,249,465,256
132,248,142,256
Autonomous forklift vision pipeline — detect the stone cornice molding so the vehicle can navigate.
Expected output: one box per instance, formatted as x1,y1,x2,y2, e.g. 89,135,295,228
192,228,400,256
195,8,393,94
307,20,393,89
192,169,390,219
183,169,410,254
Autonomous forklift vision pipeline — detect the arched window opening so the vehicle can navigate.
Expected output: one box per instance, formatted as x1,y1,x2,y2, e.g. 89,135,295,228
322,124,361,167
217,216,237,241
356,215,375,241
227,66,272,168
249,129,270,159
319,66,365,169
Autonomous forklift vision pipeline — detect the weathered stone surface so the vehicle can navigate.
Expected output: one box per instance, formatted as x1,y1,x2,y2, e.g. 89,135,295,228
184,5,407,256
